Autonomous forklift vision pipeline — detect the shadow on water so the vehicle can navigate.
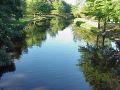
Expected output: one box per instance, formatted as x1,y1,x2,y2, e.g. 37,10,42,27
0,17,71,80
77,32,120,90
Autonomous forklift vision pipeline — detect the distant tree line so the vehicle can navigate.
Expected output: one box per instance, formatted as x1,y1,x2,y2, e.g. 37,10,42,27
26,0,72,18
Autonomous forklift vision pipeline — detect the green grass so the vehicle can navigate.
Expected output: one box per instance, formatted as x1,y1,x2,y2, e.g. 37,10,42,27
9,17,32,27
4,16,33,32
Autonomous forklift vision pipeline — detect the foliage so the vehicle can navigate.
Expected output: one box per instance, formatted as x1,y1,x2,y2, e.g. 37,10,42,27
31,0,52,15
111,1,120,23
71,6,79,18
79,44,120,90
51,0,71,16
82,0,120,30
0,0,25,62
0,0,23,20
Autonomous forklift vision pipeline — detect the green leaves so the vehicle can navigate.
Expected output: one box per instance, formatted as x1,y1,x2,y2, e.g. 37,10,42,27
83,0,119,21
51,1,71,16
32,1,52,15
83,0,120,30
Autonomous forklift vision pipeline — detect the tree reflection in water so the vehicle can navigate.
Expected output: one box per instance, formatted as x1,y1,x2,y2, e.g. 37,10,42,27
48,17,71,37
24,18,50,47
78,34,120,90
0,17,71,79
0,62,15,79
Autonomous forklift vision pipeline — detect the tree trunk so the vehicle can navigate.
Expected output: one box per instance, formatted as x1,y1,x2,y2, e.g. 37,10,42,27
98,18,101,29
96,34,99,47
103,18,107,32
102,35,105,47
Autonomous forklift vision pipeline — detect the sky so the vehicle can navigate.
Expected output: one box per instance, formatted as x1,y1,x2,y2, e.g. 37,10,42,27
64,0,86,6
64,0,77,5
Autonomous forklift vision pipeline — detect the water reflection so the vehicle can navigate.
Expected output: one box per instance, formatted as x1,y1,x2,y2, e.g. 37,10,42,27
0,41,27,80
77,34,120,90
0,17,71,79
49,17,71,37
0,62,15,79
24,17,71,47
1,16,119,90
73,26,98,44
24,18,50,47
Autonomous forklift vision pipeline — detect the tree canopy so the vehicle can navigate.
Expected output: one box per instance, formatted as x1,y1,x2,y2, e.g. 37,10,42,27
82,0,120,30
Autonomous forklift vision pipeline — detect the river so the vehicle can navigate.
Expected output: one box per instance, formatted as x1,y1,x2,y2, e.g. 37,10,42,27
0,17,119,90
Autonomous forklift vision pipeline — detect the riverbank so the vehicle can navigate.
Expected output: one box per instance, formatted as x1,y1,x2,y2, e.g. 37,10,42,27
73,18,120,42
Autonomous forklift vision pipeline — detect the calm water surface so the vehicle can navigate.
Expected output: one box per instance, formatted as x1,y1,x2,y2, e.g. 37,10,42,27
1,17,120,90
0,24,91,90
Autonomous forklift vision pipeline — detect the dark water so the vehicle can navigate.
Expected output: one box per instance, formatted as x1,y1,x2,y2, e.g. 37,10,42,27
0,17,120,90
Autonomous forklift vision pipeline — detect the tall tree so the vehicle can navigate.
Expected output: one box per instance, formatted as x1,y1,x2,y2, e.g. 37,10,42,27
83,0,119,31
29,0,52,16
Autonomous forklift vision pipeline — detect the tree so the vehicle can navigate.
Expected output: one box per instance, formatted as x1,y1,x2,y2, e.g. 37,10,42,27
31,0,52,15
83,0,119,31
0,0,23,20
71,5,80,18
51,0,71,16
111,0,120,24
0,0,24,61
83,0,102,29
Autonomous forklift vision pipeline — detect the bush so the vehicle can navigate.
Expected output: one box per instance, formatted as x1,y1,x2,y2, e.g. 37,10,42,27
75,21,85,27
